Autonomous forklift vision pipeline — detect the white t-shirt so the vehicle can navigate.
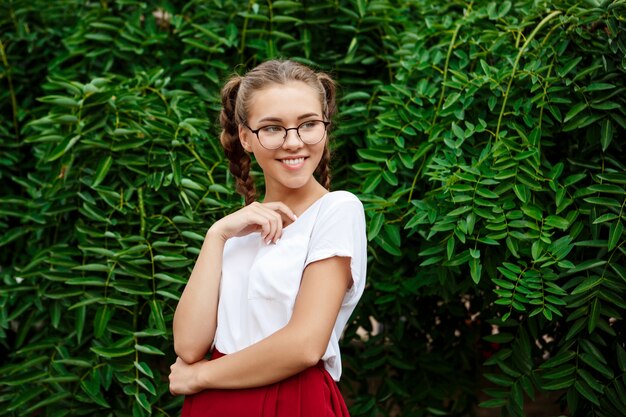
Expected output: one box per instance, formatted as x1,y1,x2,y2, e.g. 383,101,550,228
214,190,367,381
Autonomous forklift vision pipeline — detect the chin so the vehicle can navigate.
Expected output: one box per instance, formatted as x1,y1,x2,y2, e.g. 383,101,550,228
279,175,315,190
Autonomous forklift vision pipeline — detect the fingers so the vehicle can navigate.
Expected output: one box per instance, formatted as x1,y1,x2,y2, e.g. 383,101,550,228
249,202,283,244
169,360,177,396
262,201,297,222
215,201,296,243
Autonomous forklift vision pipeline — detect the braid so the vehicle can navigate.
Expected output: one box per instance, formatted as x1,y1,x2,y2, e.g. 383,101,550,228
316,144,332,190
317,73,337,121
316,72,336,190
219,77,256,205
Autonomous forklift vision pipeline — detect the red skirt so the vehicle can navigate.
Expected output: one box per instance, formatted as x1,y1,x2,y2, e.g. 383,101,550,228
181,349,350,417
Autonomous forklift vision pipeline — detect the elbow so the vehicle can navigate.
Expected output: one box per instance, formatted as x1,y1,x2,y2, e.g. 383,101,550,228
296,336,327,368
174,340,209,364
284,323,329,368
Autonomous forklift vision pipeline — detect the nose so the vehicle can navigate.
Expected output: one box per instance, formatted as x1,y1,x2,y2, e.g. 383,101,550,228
282,128,303,149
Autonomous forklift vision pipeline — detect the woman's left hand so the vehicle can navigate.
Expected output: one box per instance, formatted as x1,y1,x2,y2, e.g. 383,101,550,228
169,356,206,395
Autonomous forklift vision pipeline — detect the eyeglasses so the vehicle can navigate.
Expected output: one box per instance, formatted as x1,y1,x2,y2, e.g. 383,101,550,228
244,120,330,150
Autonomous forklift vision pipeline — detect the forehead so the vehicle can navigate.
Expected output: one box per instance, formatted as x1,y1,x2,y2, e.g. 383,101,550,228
246,81,322,122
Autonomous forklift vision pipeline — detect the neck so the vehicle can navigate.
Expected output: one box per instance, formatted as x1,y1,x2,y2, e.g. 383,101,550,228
263,177,328,215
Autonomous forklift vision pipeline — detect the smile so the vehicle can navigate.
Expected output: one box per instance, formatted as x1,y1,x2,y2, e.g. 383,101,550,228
280,157,306,166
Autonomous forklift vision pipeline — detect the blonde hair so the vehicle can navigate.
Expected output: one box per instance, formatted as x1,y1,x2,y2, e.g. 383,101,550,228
219,60,337,205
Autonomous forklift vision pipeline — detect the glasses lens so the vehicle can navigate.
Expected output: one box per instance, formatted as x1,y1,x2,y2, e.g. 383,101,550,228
258,126,286,149
298,121,326,144
256,121,327,149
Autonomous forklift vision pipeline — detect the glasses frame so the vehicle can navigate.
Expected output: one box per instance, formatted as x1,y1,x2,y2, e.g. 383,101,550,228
244,120,330,150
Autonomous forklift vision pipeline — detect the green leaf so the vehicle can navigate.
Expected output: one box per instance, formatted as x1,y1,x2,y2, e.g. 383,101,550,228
181,178,204,191
600,119,614,151
479,398,507,408
92,155,113,187
135,392,151,412
368,212,384,241
564,102,587,123
136,377,157,395
593,213,618,224
575,380,600,406
484,373,513,387
531,240,542,260
134,361,155,379
616,344,626,372
587,184,626,194
597,173,626,184
470,258,482,284
47,135,81,162
584,197,621,207
580,353,614,379
521,205,542,221
541,350,576,369
544,215,569,229
608,221,623,251
135,344,165,355
567,260,606,274
76,305,86,344
541,365,576,380
585,82,615,91
571,276,604,295
420,256,443,267
94,306,112,338
90,346,134,358
588,298,600,334
611,263,626,283
357,149,388,162
542,377,575,390
73,263,111,272
362,172,382,193
25,392,71,413
149,300,166,333
181,230,205,242
558,56,582,77
476,188,499,199
451,122,464,139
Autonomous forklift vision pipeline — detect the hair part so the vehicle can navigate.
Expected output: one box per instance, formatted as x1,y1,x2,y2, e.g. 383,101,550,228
218,59,337,204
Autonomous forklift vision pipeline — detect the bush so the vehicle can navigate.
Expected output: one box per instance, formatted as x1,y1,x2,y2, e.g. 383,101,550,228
1,1,625,416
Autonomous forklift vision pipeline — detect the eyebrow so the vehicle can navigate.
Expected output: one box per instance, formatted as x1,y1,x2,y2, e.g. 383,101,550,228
257,113,320,124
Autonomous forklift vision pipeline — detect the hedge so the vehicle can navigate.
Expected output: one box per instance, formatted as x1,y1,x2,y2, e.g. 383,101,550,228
1,1,625,416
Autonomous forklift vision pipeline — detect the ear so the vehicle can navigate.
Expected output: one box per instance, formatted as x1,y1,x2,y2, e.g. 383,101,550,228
238,124,252,152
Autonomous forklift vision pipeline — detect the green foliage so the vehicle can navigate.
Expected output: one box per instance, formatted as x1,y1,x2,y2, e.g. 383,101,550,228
1,0,625,416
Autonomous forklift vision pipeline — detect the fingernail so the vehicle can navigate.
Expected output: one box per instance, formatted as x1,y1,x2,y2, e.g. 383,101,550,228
275,238,280,244
292,214,298,221
266,239,271,245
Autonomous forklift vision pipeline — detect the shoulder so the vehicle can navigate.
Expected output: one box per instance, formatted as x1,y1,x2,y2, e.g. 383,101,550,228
321,190,363,209
314,191,365,225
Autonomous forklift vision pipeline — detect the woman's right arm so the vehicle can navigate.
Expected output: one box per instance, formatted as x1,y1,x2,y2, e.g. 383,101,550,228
172,229,225,363
172,202,297,364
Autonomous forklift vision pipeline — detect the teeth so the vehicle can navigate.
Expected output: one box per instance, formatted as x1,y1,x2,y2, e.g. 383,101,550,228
282,157,305,166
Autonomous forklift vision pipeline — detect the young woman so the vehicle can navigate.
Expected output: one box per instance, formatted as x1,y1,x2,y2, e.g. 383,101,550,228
168,59,367,417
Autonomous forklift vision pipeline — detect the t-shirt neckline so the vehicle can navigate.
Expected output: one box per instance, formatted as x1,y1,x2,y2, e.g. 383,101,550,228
282,191,332,231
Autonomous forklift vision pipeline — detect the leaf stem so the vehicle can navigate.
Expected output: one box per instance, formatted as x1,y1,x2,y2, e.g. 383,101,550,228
0,39,19,138
138,187,146,238
430,23,461,134
495,11,562,141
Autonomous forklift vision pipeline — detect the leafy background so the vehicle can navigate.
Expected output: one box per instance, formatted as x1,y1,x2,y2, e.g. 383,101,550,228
1,0,625,416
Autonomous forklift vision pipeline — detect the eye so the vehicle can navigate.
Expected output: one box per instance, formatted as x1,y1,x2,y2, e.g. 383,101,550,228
300,121,318,130
260,125,284,134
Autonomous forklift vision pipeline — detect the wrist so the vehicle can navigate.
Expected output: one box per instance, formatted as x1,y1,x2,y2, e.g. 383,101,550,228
206,224,228,243
194,360,212,391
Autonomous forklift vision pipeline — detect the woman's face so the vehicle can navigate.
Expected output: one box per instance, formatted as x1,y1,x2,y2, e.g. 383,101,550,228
239,81,326,194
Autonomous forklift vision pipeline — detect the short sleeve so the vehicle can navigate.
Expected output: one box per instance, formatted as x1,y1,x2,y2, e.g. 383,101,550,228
305,192,367,304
